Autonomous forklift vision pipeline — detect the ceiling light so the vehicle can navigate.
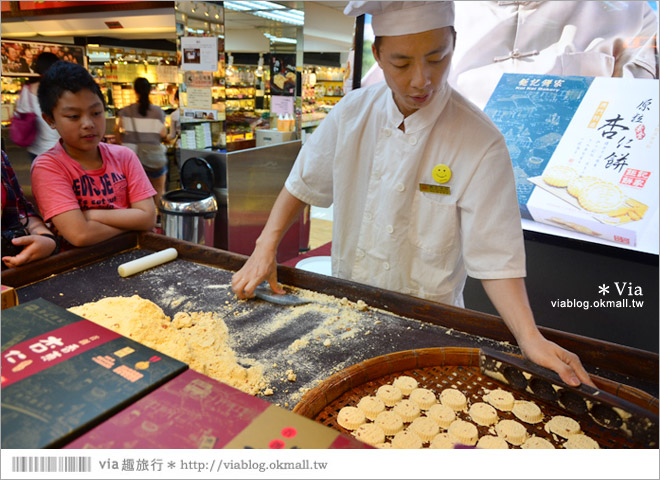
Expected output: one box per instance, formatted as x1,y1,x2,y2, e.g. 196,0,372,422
263,33,297,44
224,1,286,11
253,10,304,26
223,1,253,12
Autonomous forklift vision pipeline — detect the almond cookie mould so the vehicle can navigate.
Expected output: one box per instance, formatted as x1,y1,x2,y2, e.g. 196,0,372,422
293,347,658,448
478,347,658,447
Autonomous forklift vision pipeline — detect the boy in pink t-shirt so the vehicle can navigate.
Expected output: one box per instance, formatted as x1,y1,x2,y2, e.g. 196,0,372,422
31,61,156,247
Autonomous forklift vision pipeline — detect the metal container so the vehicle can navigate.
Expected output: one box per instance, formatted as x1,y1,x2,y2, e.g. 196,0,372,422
160,157,218,246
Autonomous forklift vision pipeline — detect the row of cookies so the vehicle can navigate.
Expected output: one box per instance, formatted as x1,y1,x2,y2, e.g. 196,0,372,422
541,165,637,217
336,375,599,449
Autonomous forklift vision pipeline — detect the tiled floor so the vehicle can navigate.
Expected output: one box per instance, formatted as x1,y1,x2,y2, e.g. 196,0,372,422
309,206,333,249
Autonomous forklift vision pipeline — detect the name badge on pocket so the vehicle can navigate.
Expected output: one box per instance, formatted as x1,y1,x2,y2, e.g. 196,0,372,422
419,183,451,195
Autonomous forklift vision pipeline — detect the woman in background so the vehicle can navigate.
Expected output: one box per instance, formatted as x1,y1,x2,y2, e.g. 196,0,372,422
14,52,60,160
116,77,168,210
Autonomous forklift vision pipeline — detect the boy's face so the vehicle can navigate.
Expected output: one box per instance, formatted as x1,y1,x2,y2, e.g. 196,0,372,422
44,89,106,160
374,27,454,118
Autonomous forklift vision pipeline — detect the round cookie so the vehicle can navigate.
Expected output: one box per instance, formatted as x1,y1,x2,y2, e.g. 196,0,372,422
392,399,421,422
578,182,625,213
544,415,582,439
352,423,385,446
409,416,440,442
337,406,365,430
357,395,386,420
495,419,528,446
440,388,467,411
375,442,393,449
392,375,418,396
429,433,457,449
376,384,403,407
447,419,478,446
483,388,515,411
391,430,423,449
468,402,498,426
427,403,456,429
409,388,437,410
521,436,555,449
567,176,601,198
563,433,600,449
512,400,544,424
543,165,579,187
476,435,509,449
375,411,404,435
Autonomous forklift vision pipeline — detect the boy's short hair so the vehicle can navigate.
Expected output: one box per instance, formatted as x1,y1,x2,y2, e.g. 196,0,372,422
38,61,106,117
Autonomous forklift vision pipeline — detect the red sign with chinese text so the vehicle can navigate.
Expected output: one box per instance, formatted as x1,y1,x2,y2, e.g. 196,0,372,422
1,320,120,387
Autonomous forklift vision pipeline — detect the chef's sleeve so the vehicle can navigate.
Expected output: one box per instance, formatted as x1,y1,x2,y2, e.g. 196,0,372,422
458,139,527,280
284,104,341,208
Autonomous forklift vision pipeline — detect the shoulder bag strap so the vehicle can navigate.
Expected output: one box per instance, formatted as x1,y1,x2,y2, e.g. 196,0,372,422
127,112,143,143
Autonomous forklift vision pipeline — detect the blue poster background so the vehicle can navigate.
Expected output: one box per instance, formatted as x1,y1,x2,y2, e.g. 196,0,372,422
484,74,594,218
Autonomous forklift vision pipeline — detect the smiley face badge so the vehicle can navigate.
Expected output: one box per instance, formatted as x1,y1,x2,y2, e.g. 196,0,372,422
432,164,452,184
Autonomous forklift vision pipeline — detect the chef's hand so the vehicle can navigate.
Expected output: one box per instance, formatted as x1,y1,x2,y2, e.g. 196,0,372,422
518,332,596,388
231,243,285,299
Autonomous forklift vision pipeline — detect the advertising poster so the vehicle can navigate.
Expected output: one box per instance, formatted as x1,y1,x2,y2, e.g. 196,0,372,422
270,53,296,96
1,40,86,76
484,74,659,255
181,36,218,72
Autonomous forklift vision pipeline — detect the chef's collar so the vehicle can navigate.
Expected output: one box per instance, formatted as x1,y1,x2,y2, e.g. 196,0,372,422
385,83,452,135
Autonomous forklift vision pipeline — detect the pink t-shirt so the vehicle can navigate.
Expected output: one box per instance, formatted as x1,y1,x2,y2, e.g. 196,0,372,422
31,141,156,221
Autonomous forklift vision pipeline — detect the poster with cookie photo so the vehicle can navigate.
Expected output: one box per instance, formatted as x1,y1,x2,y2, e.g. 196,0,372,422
525,77,658,253
270,54,297,96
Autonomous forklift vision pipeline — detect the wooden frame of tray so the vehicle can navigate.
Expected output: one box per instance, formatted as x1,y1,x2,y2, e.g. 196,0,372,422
3,232,657,393
293,347,658,449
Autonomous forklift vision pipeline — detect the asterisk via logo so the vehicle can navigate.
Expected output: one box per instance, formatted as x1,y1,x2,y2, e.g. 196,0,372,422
598,284,610,296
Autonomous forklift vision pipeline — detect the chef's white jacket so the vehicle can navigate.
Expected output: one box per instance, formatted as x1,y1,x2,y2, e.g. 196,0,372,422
450,1,659,109
285,82,526,307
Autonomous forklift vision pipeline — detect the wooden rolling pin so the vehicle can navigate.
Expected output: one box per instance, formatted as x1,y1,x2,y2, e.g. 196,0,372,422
117,248,178,277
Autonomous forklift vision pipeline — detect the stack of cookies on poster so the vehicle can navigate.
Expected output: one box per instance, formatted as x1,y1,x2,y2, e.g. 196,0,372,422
542,165,648,224
335,376,602,449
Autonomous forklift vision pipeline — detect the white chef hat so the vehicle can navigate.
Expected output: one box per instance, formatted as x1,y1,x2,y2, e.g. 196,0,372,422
344,1,454,36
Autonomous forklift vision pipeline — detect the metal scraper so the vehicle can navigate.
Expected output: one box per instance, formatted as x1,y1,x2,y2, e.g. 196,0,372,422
253,283,311,306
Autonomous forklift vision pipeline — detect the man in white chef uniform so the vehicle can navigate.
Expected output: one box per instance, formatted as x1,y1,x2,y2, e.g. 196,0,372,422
232,1,594,387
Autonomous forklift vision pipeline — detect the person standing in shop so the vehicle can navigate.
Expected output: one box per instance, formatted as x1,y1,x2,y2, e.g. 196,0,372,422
231,1,595,388
14,52,60,160
115,77,169,210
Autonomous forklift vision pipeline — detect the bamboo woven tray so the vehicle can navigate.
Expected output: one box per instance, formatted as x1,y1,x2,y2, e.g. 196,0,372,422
293,347,658,449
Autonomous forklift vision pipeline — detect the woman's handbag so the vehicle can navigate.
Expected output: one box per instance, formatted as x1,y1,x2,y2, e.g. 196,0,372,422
9,87,38,148
136,142,168,169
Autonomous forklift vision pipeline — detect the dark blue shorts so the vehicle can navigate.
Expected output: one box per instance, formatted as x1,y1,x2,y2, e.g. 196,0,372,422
143,164,168,178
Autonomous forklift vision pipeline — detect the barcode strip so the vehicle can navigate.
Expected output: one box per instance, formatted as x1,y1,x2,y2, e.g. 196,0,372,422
11,456,91,473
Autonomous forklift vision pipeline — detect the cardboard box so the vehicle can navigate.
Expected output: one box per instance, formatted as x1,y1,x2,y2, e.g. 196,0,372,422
1,284,18,310
256,129,295,147
1,299,187,449
65,369,371,449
